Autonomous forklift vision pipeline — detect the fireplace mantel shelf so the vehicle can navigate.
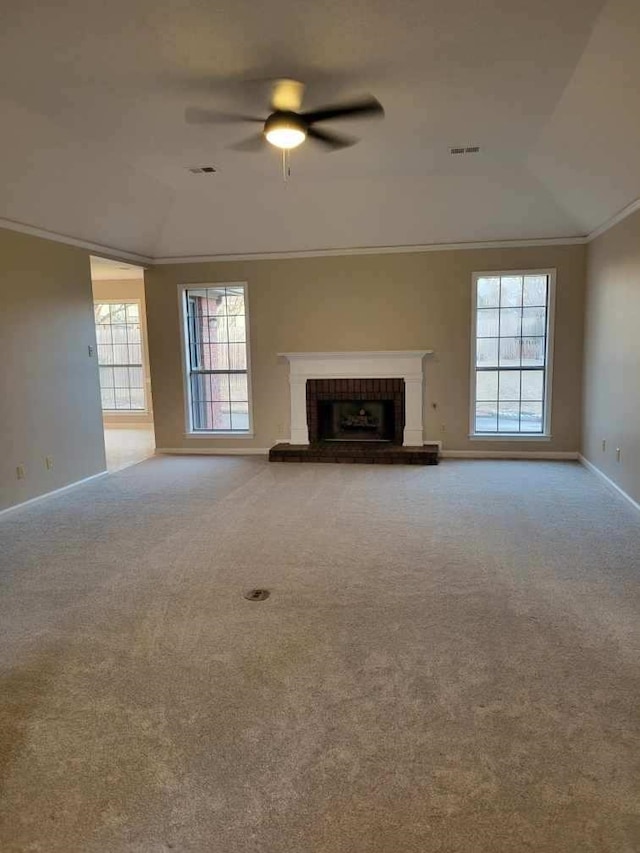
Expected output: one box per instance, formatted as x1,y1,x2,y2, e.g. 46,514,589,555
279,350,434,360
280,350,431,447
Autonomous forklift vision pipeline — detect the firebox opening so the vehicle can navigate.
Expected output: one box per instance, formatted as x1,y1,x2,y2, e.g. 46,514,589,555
318,399,395,442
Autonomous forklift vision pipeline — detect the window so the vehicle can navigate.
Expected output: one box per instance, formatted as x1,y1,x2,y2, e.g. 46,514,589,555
471,270,554,436
182,284,251,433
94,302,146,411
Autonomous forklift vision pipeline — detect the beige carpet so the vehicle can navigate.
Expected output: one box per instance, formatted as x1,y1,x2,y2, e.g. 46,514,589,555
1,457,639,852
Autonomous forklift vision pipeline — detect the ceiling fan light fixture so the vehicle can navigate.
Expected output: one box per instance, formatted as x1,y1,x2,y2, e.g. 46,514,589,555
264,113,307,149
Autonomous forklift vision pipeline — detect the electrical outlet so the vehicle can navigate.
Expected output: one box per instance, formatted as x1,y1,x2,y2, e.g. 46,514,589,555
616,447,621,462
88,344,94,357
601,439,606,452
440,423,446,433
16,465,25,480
45,456,54,470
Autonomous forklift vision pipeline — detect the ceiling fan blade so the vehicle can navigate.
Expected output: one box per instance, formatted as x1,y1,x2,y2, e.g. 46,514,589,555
301,95,384,125
228,133,266,152
307,127,358,151
185,107,264,125
270,78,305,112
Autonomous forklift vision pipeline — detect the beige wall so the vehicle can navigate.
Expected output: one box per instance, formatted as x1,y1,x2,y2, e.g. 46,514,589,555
0,228,106,511
145,244,586,453
583,208,640,503
91,278,154,426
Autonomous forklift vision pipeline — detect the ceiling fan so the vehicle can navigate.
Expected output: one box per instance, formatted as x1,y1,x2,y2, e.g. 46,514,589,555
185,78,384,153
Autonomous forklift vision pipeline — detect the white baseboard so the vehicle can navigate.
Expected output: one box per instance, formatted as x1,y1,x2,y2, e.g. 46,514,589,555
0,470,108,518
441,450,579,460
579,455,640,517
155,447,270,456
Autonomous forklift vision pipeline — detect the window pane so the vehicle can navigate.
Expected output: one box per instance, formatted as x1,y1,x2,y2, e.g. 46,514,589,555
500,276,523,307
523,275,548,306
114,388,131,409
477,309,498,337
127,344,142,365
110,304,126,323
225,288,245,315
128,367,143,389
227,314,246,342
521,370,544,401
99,366,114,388
96,325,111,345
231,403,249,430
127,324,141,344
477,277,500,308
498,402,520,432
475,402,497,432
98,345,113,365
520,401,543,432
113,367,128,387
477,338,498,368
211,403,232,431
114,344,129,364
522,307,546,338
499,338,521,367
498,370,520,401
500,308,521,337
229,343,247,371
476,372,498,401
204,316,228,344
205,289,227,316
229,373,248,401
208,373,230,401
205,344,229,370
125,303,139,321
129,388,145,409
101,388,115,409
522,337,545,366
95,304,111,324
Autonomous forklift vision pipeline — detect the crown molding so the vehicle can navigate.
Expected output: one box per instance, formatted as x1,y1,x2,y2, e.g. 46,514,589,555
5,194,640,265
152,236,587,265
0,216,152,265
586,196,640,242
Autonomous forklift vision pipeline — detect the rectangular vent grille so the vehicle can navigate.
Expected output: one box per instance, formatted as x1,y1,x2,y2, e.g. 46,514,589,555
187,166,217,174
450,146,480,155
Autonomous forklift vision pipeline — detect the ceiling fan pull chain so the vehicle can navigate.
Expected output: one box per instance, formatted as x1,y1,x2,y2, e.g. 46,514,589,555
282,149,291,183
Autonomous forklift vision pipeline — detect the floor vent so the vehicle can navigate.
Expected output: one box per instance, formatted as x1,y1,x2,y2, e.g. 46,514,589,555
244,588,270,601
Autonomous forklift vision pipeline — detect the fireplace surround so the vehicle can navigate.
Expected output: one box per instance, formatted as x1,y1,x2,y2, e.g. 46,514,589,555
279,350,432,446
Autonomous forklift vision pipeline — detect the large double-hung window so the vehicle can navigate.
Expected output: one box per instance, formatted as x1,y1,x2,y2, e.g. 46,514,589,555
182,283,251,433
471,270,555,436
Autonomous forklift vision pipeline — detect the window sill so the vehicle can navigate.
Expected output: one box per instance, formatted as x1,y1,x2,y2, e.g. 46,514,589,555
469,433,552,441
185,431,254,439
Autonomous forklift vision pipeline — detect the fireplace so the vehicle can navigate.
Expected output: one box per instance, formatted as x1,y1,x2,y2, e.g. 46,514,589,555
307,378,405,444
270,351,438,464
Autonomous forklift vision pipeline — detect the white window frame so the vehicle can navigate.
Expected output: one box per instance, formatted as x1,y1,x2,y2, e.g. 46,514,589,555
469,269,556,440
94,298,149,414
178,282,254,437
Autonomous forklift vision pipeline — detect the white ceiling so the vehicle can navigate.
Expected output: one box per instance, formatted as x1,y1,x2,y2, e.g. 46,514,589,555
1,0,639,259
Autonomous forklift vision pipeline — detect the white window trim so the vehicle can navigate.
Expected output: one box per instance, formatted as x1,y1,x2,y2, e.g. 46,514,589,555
94,297,149,414
469,268,556,440
178,282,254,437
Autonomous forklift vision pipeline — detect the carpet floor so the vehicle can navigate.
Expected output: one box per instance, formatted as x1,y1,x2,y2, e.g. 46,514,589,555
0,458,639,852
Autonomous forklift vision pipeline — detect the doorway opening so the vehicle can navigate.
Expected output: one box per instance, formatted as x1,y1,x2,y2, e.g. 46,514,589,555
90,256,155,471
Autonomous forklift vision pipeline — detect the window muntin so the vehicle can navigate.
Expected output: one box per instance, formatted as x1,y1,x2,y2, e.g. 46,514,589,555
472,272,552,435
94,302,145,411
183,284,250,432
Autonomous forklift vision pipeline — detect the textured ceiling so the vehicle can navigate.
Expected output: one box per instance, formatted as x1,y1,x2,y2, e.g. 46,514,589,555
1,0,639,259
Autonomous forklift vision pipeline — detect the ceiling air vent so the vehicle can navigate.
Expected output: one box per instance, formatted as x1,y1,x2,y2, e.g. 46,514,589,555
187,166,217,174
450,146,480,155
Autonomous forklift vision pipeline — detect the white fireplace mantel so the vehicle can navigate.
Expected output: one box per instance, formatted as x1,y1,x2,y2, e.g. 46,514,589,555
279,350,433,447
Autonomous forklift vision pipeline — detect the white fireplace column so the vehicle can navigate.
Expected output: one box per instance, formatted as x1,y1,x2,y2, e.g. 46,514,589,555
279,351,433,447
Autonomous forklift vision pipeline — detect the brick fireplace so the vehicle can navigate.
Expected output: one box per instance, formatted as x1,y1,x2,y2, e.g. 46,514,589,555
307,378,405,444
